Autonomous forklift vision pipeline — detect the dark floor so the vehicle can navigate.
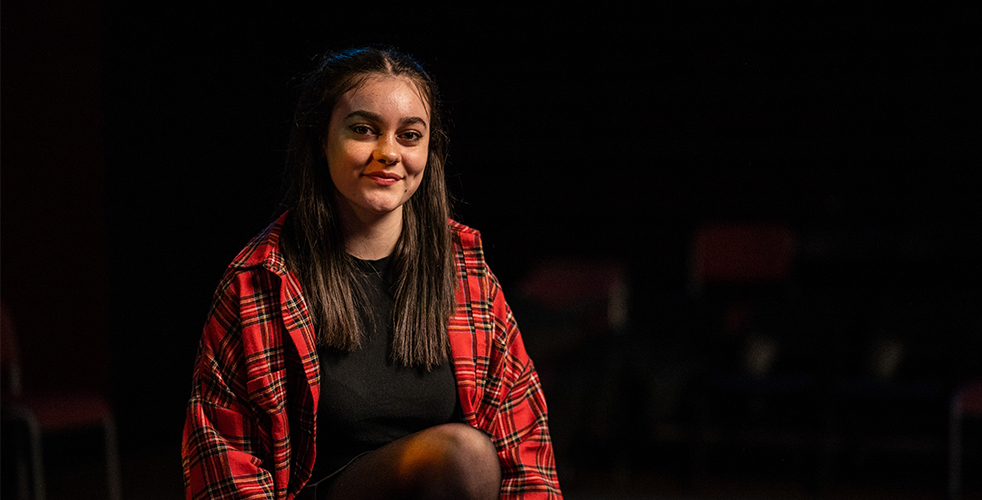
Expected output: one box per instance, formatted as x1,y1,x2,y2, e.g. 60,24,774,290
8,432,979,500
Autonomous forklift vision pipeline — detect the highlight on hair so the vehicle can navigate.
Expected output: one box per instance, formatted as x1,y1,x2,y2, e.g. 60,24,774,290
280,46,456,370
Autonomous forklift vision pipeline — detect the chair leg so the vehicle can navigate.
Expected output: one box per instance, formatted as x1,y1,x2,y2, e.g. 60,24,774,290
103,417,123,500
15,422,31,500
23,414,46,500
949,397,961,500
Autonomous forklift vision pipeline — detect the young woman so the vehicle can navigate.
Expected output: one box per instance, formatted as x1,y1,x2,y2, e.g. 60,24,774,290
182,47,562,499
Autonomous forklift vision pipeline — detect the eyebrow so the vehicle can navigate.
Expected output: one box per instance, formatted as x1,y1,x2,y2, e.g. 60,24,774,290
344,110,428,128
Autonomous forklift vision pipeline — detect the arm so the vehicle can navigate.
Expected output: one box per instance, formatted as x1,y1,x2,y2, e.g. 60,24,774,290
487,273,563,499
182,271,292,500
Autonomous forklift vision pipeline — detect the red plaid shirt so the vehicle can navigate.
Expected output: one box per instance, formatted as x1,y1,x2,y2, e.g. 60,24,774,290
182,213,561,499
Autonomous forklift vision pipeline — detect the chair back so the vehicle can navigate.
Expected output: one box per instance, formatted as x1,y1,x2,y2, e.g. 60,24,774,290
690,222,796,289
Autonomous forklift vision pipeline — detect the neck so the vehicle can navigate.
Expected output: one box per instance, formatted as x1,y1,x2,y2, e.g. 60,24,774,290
337,201,403,261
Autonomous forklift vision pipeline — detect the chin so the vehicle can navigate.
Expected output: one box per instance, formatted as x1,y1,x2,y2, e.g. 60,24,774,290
362,201,405,217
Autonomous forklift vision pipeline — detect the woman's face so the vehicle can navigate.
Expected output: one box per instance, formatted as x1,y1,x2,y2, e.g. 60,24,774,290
323,75,430,224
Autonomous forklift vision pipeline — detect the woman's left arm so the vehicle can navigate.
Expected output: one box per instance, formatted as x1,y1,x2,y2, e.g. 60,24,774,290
487,275,563,499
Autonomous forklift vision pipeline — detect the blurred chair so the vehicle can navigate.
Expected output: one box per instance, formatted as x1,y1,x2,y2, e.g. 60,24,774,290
688,221,798,380
816,284,953,491
515,257,629,343
690,222,796,290
688,222,800,373
686,222,820,480
510,257,631,475
1,302,123,500
950,380,982,500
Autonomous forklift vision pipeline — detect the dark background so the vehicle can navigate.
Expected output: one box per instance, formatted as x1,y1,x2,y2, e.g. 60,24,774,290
2,1,979,498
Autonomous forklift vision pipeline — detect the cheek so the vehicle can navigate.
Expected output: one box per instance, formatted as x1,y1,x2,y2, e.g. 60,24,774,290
326,142,368,177
325,140,349,164
406,148,429,176
403,158,427,194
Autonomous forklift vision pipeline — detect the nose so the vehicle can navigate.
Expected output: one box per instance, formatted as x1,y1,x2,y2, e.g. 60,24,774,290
373,137,399,165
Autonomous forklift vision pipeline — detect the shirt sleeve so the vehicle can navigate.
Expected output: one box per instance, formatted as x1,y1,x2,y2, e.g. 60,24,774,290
486,271,563,499
182,270,292,500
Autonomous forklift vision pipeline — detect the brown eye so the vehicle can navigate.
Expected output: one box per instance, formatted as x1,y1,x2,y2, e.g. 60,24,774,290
400,131,422,143
350,125,374,136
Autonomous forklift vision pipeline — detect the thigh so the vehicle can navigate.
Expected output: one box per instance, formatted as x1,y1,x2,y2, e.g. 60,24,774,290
322,423,501,500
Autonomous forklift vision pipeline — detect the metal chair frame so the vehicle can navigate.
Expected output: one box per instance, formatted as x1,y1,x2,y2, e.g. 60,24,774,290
1,304,123,500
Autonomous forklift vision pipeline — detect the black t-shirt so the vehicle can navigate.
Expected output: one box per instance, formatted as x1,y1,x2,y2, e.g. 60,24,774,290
312,255,458,479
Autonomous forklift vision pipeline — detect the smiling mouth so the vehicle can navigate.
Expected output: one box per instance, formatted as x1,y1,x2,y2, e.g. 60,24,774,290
364,171,403,181
364,171,402,186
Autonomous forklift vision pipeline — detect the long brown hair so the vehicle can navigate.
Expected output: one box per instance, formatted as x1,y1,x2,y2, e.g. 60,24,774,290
280,47,455,370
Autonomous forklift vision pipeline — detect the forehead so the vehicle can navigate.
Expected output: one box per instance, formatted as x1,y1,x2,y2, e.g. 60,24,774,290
335,75,431,123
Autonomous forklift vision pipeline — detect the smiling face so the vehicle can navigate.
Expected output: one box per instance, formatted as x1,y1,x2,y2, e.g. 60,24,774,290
323,75,431,227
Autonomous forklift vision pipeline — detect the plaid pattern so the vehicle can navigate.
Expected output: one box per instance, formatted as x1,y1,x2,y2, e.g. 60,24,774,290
183,213,562,499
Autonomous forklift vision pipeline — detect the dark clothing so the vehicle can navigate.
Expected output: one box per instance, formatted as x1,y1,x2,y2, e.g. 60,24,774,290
311,255,457,480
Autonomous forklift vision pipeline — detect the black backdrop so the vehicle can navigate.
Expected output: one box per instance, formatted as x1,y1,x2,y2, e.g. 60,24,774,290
3,0,979,493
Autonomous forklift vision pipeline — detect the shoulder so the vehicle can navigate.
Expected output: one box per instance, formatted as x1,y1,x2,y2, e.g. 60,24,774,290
449,220,500,286
228,212,290,275
207,212,290,317
449,218,480,240
448,219,483,252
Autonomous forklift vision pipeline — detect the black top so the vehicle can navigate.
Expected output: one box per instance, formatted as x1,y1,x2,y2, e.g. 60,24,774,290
312,255,458,479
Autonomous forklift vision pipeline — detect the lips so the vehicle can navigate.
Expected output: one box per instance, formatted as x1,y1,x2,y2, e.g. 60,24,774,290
364,171,402,186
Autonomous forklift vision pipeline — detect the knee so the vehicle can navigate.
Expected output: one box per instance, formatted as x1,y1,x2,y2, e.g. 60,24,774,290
404,423,501,499
438,423,499,472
